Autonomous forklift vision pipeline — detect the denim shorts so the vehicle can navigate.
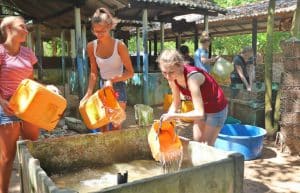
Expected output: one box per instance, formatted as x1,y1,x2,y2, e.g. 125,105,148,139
100,80,127,102
205,105,228,127
0,105,21,125
113,82,127,102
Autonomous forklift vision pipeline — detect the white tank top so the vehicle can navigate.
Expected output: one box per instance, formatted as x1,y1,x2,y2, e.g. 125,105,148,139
93,39,123,80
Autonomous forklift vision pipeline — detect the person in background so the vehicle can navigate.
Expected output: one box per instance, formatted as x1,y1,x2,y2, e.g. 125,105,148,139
179,45,194,66
158,50,228,146
0,16,39,193
80,7,134,131
231,46,254,91
194,32,218,72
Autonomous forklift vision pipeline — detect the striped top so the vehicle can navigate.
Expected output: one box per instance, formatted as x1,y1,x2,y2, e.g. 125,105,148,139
0,44,37,99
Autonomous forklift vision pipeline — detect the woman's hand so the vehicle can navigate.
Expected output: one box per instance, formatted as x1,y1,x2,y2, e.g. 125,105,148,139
0,98,14,116
160,112,176,122
104,80,113,87
79,94,91,107
246,85,252,92
46,85,61,95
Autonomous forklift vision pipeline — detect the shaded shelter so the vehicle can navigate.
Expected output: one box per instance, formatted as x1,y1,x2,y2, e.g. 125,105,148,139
148,0,297,40
0,0,227,104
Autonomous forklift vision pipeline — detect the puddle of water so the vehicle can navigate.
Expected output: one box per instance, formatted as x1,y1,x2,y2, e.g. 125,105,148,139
51,160,167,192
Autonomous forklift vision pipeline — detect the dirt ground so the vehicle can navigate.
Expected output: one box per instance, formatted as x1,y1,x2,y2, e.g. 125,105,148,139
9,106,300,193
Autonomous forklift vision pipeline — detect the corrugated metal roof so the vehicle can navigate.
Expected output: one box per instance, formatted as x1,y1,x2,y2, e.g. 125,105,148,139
175,0,296,23
149,0,297,39
131,0,227,13
210,0,296,22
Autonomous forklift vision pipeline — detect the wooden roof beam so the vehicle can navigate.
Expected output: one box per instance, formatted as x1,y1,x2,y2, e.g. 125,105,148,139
109,0,125,9
40,6,74,22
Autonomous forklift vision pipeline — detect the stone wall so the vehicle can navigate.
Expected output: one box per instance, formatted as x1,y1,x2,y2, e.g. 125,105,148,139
255,53,284,83
279,38,300,155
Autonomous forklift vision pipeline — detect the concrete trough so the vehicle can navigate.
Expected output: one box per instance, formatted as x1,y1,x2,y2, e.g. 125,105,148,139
17,127,244,193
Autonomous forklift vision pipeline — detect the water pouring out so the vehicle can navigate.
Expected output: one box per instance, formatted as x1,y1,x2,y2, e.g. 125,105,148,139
148,120,183,172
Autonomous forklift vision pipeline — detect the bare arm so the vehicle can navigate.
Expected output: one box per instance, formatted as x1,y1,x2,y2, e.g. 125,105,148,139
161,73,206,121
167,81,181,113
248,64,255,88
236,65,250,90
201,56,217,65
112,41,134,83
81,42,98,102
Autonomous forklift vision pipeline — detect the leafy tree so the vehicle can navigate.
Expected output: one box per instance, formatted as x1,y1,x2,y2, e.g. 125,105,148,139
211,0,262,7
212,32,291,57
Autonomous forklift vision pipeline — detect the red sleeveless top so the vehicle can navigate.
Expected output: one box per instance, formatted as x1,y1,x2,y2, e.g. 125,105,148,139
175,65,227,113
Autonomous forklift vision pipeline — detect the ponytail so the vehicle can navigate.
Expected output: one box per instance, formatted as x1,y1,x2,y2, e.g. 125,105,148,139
91,7,120,29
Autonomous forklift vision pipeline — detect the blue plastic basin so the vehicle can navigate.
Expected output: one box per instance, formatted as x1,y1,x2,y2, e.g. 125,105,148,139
214,124,266,160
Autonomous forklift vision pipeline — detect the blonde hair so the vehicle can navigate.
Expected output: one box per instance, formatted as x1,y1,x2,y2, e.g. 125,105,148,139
199,31,211,43
91,8,120,30
0,16,24,43
157,50,184,68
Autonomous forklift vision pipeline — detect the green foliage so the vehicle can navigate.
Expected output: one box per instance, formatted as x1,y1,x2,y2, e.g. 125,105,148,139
43,38,67,57
127,31,291,57
127,37,176,55
212,32,291,56
211,0,262,7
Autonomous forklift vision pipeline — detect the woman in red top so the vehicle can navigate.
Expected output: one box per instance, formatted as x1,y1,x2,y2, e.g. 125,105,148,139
158,50,228,146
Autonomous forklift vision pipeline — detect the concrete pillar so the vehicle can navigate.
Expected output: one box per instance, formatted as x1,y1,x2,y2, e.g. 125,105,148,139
142,9,149,105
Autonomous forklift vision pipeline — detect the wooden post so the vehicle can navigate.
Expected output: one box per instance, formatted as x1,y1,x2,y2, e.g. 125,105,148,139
194,25,199,51
82,24,87,59
136,27,141,72
265,0,276,136
175,35,179,49
35,23,43,80
204,15,209,32
74,6,84,98
70,29,76,59
160,22,165,51
148,40,152,57
61,30,66,91
26,32,33,49
252,18,258,66
142,9,149,104
154,32,158,57
148,39,152,67
82,24,88,92
209,37,212,58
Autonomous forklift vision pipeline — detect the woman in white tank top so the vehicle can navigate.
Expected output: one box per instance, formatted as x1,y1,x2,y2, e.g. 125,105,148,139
80,8,134,131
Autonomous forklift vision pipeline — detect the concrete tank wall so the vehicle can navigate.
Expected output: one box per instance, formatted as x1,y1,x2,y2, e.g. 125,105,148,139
17,128,244,193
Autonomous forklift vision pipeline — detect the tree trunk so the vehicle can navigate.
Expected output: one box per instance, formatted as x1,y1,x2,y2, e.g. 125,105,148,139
265,0,276,136
291,0,300,38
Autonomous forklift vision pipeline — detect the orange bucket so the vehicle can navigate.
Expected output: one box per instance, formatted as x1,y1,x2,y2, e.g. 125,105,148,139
163,94,173,112
148,121,182,162
9,79,67,131
79,86,125,129
181,100,194,122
